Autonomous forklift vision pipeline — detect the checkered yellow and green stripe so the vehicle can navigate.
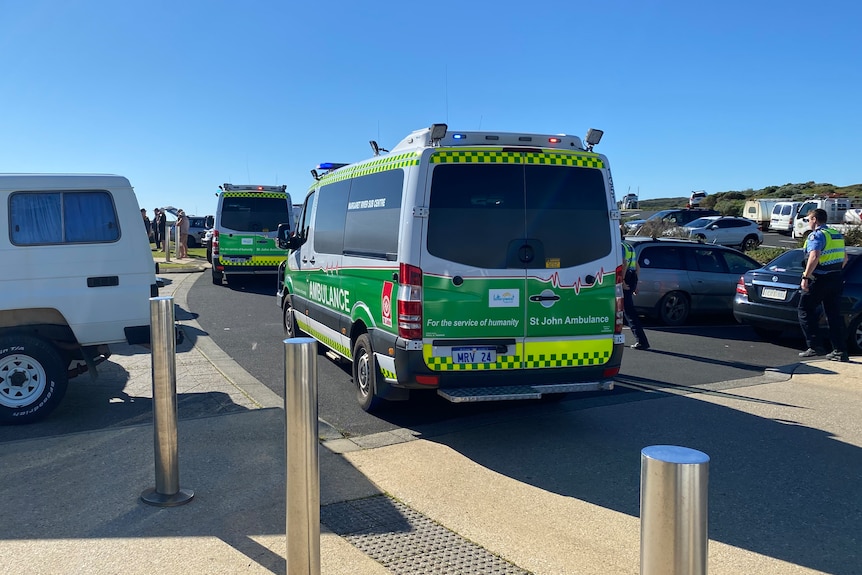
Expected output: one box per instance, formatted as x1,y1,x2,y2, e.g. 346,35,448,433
218,256,285,267
423,339,612,371
316,152,420,188
223,192,287,199
296,320,352,357
430,149,605,169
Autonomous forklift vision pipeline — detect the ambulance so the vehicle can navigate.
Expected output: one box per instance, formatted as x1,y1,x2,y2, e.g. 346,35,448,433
211,184,294,285
277,124,624,411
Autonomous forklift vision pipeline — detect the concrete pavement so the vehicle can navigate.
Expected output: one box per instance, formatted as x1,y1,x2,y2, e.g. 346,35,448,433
1,266,860,574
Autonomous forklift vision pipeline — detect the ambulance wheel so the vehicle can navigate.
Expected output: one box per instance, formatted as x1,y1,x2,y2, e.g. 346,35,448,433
0,334,68,425
212,269,223,285
282,297,303,339
352,334,382,412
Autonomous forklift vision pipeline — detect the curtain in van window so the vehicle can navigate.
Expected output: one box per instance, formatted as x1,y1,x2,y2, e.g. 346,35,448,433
65,192,118,242
10,191,119,245
10,193,63,244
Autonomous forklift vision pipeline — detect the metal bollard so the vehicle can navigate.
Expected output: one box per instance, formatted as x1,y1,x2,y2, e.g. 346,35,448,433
640,445,709,575
284,337,320,575
141,296,194,507
164,226,171,262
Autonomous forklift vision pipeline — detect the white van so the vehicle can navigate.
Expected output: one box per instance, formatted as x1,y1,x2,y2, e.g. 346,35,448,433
743,198,790,230
0,174,159,423
278,124,622,412
769,201,801,234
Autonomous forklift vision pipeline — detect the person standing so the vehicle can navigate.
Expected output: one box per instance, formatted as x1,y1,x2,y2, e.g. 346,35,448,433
157,208,168,252
177,209,190,259
141,209,152,245
798,208,848,361
152,208,163,250
622,237,650,350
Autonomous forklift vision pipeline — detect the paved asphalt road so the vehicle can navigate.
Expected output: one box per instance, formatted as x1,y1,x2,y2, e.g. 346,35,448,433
188,274,809,438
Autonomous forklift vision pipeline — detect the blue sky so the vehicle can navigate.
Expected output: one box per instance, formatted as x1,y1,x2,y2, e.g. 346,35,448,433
2,0,859,215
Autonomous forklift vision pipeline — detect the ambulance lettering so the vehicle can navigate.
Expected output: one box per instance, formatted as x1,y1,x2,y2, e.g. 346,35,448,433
308,281,350,312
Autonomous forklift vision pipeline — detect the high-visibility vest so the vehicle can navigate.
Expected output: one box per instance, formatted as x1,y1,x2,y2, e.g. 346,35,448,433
621,242,637,272
804,226,845,272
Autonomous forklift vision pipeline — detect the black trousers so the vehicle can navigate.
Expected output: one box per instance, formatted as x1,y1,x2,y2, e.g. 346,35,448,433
798,271,845,352
623,288,649,347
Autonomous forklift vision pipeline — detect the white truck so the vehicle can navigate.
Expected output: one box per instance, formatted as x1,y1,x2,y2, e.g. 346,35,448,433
742,198,790,230
792,197,854,239
0,174,161,424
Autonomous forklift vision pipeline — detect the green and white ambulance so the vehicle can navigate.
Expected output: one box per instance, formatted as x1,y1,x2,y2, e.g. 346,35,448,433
277,124,624,411
211,184,294,285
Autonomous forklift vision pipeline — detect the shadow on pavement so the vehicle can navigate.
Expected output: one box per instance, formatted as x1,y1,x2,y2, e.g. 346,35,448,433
423,363,861,574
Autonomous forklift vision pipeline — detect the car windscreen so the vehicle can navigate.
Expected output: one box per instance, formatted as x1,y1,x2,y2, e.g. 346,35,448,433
427,163,610,269
220,196,289,232
685,217,716,228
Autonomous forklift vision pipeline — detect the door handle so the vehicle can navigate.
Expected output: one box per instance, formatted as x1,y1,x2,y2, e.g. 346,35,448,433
529,294,560,302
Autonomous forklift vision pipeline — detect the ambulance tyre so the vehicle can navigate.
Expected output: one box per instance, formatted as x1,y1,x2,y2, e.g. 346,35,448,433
212,269,223,285
0,334,68,425
352,333,382,412
282,297,303,339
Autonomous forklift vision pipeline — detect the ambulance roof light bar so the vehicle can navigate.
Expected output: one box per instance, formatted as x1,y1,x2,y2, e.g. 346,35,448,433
584,128,603,151
221,183,287,192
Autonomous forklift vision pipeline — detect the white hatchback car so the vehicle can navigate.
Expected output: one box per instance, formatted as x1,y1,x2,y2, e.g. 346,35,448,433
683,216,763,251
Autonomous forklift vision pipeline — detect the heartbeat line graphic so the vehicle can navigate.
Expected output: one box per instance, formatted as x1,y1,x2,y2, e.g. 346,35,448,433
529,267,611,294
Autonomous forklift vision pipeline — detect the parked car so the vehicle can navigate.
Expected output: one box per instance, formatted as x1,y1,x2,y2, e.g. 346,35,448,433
688,190,707,208
626,237,761,325
202,228,214,262
625,208,720,233
733,247,862,352
682,215,763,251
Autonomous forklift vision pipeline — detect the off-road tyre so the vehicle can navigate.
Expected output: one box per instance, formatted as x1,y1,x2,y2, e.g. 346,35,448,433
0,334,69,425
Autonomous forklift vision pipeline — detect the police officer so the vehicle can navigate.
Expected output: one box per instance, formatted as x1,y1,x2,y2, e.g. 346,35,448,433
622,235,650,350
798,208,848,361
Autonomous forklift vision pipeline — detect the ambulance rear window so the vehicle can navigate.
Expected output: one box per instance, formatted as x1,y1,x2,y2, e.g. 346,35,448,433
221,196,289,232
427,163,610,269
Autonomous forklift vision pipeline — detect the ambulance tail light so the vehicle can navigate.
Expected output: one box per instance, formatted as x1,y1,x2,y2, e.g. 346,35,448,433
614,263,624,335
212,229,220,256
397,263,423,340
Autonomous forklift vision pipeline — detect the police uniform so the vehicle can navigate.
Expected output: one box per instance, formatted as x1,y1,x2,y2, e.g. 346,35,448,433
622,241,650,350
798,225,846,360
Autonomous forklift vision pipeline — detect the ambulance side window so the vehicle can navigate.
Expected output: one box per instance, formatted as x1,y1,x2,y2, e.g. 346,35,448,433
314,180,349,255
344,170,403,260
297,190,316,242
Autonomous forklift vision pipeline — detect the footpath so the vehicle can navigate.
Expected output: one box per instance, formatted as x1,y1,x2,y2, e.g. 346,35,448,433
1,263,861,575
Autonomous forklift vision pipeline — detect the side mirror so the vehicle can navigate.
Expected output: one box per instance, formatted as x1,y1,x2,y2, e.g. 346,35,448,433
276,223,295,250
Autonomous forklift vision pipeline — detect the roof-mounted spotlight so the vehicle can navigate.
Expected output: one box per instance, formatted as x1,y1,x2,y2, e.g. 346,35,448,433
310,169,320,181
429,123,448,146
369,140,389,156
585,128,604,151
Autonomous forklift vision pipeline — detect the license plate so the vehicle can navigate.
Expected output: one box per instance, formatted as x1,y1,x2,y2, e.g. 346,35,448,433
761,287,787,301
452,347,496,364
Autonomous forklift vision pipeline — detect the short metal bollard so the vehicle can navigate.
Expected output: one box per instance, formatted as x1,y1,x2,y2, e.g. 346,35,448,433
164,227,171,263
284,337,320,575
640,445,709,575
141,296,194,507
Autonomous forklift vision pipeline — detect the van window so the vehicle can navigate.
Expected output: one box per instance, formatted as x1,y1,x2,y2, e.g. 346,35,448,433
314,180,349,254
782,204,793,215
10,190,119,245
344,170,403,259
427,164,610,268
220,195,289,232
